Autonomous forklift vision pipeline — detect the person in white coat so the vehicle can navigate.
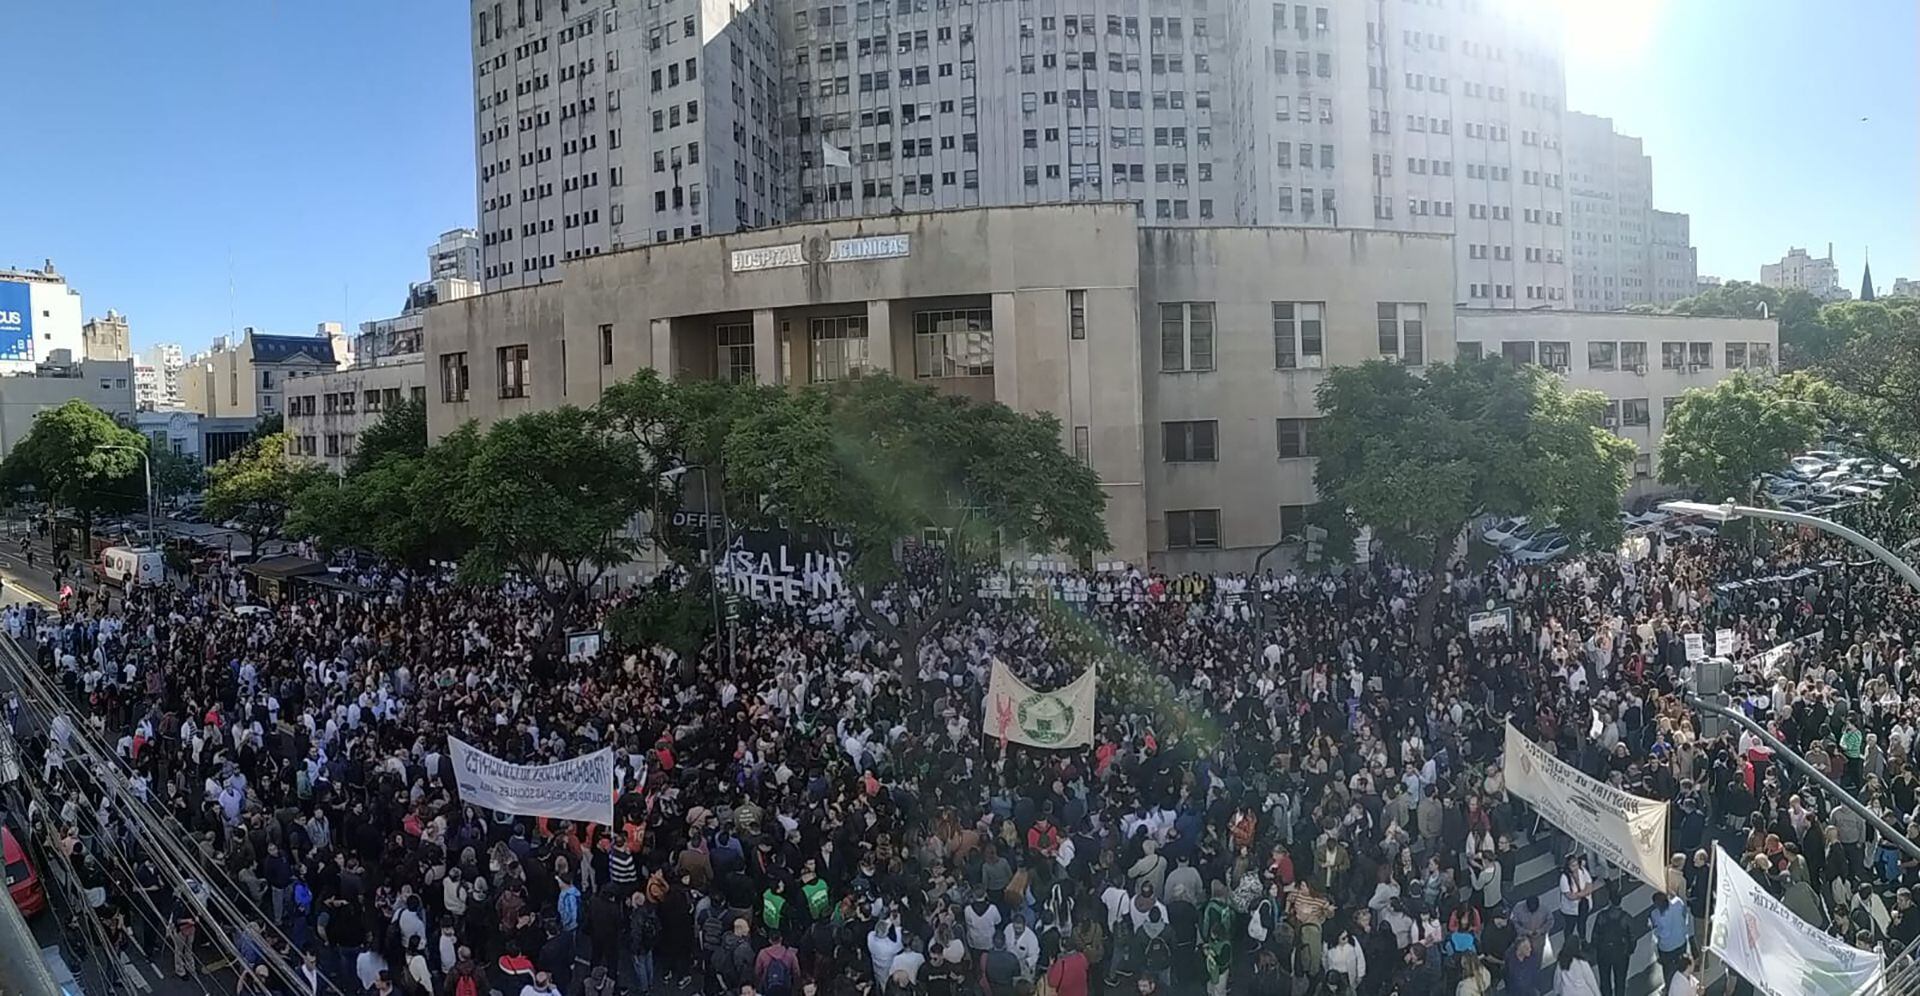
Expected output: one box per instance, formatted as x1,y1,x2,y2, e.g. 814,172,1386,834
1324,928,1367,990
1553,938,1603,996
1002,918,1040,980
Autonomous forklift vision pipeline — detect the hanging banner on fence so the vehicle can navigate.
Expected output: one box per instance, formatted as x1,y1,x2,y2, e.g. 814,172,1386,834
1685,633,1706,662
448,737,615,824
1709,846,1882,996
1503,723,1669,889
1753,632,1824,679
985,660,1096,749
1715,628,1735,658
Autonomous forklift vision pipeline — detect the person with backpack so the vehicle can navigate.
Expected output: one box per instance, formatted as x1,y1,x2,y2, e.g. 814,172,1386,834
1589,892,1635,996
1132,906,1173,991
1200,882,1235,996
627,889,662,995
713,916,758,996
756,931,801,996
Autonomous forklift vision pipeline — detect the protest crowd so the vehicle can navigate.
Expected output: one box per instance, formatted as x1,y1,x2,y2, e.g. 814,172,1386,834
7,497,1920,996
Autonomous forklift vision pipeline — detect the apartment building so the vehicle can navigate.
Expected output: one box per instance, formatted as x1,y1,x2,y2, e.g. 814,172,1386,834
0,261,86,375
470,0,788,290
1564,112,1695,311
428,229,484,283
179,325,349,419
471,0,1577,305
425,203,1456,571
284,360,429,473
1760,245,1848,301
1456,310,1778,497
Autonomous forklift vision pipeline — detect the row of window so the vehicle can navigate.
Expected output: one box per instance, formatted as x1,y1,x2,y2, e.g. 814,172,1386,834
286,386,425,418
1161,418,1323,462
1165,505,1316,550
1456,339,1777,373
1163,301,1426,373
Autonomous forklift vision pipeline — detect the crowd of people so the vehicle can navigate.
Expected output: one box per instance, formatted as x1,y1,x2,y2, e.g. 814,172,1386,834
7,497,1920,996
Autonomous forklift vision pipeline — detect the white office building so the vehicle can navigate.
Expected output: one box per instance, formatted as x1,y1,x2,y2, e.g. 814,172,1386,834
428,229,484,283
0,260,86,375
1760,245,1848,301
1563,112,1695,312
470,0,788,290
470,0,1573,306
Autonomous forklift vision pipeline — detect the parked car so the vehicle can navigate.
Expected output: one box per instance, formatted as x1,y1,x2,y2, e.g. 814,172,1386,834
1789,456,1832,479
1482,516,1529,545
1499,521,1551,552
3,827,44,917
1511,532,1571,564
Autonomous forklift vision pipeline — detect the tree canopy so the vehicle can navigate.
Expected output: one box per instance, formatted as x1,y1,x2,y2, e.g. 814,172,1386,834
1659,372,1820,502
0,400,148,522
1315,358,1633,642
204,433,326,555
347,394,428,474
1662,281,1831,369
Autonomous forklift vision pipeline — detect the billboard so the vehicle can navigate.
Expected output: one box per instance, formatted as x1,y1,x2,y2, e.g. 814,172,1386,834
0,281,30,362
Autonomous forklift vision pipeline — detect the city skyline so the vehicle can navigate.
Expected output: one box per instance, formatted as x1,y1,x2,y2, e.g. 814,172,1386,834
2,0,1912,351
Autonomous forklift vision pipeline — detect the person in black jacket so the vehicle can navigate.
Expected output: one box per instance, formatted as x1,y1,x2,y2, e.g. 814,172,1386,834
1588,891,1635,996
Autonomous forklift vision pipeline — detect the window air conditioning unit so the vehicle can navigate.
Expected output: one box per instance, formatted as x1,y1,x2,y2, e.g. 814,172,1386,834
1688,361,1708,372
1301,354,1324,369
1602,416,1619,428
1632,362,1648,374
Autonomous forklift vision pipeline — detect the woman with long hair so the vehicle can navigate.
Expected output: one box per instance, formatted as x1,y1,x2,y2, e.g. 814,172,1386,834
1556,854,1595,941
1553,936,1602,996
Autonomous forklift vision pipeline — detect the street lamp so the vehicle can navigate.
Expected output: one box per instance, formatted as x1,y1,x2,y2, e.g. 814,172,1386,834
1657,498,1920,596
96,444,154,543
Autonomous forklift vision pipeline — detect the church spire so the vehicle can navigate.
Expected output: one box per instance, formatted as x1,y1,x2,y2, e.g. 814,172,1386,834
1862,248,1876,301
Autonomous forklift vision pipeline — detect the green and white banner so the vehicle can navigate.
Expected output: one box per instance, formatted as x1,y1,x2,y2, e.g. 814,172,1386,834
986,660,1095,749
1710,846,1883,996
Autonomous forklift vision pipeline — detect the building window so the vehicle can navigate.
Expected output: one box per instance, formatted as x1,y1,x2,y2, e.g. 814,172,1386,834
1279,503,1312,541
715,324,755,383
1620,341,1648,372
809,316,870,382
1725,342,1748,369
1067,290,1087,340
1272,302,1325,369
1633,453,1653,478
364,389,382,413
1502,341,1536,365
1457,341,1483,361
1688,341,1713,368
411,386,426,404
913,308,995,378
1537,341,1571,373
1165,508,1220,548
1661,341,1686,370
497,344,531,398
1072,425,1091,465
1276,417,1320,458
1750,342,1773,369
1161,420,1218,462
1621,398,1651,427
324,434,341,458
1159,302,1215,372
1588,341,1617,371
1376,303,1425,364
440,352,470,402
599,323,615,365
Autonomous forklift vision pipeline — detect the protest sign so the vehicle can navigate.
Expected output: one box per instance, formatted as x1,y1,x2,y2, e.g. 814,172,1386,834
448,737,615,824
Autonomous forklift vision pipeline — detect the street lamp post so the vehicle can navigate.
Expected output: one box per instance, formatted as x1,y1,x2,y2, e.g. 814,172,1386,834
96,444,154,542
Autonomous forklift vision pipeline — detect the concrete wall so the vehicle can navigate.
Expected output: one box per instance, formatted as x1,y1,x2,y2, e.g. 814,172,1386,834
1139,227,1457,571
426,203,1458,570
0,360,136,463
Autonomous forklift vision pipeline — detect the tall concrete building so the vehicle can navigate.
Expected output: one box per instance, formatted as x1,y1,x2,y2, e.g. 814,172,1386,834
137,343,187,411
1760,245,1847,301
470,0,787,291
0,260,86,375
1563,112,1695,311
81,309,132,361
428,229,484,283
470,0,1570,306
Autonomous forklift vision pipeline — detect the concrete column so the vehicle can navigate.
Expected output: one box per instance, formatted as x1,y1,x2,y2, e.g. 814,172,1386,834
751,310,779,385
866,299,895,375
649,318,675,378
991,292,1020,408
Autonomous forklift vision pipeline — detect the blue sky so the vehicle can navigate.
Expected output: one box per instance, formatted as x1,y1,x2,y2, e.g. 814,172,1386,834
4,1,1915,353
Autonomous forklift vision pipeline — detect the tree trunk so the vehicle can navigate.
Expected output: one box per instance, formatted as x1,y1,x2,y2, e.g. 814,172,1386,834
1413,532,1456,649
856,587,980,707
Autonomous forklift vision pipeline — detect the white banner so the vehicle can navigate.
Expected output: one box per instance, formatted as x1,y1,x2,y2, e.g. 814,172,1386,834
1685,632,1706,661
1715,628,1735,657
1710,846,1882,996
1503,724,1670,889
448,737,615,825
985,660,1096,749
1467,606,1514,637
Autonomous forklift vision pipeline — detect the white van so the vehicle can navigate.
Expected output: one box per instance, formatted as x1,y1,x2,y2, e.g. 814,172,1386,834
99,547,164,587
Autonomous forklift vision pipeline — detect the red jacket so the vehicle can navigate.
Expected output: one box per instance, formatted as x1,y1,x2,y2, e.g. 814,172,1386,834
1046,951,1089,996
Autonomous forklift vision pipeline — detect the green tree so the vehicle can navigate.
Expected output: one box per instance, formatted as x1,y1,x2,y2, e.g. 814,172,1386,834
721,375,1109,678
251,412,284,440
455,408,647,656
203,433,325,556
1788,299,1920,502
290,424,478,576
149,445,205,504
0,400,147,544
347,394,428,474
1314,358,1633,644
1659,372,1820,504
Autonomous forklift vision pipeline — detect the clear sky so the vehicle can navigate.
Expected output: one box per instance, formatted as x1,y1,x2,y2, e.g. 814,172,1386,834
3,1,1915,353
